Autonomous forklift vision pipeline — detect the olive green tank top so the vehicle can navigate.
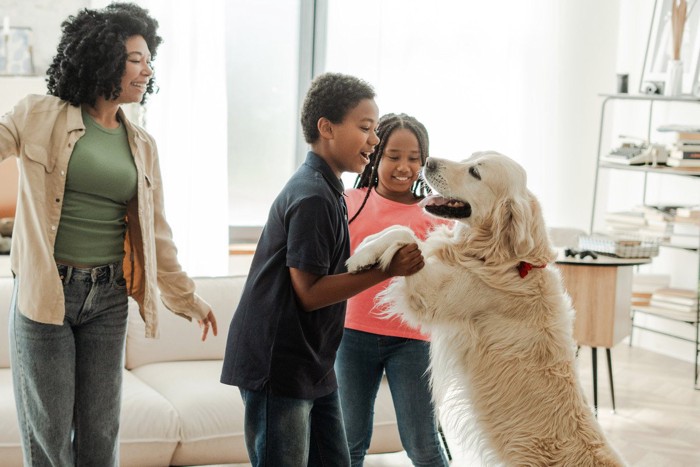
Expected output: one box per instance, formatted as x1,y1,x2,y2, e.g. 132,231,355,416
53,109,138,266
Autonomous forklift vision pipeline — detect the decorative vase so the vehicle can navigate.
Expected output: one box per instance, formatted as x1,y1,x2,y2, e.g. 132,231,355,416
665,59,683,96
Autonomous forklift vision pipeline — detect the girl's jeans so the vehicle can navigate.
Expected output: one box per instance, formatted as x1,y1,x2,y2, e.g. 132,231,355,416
335,328,449,467
9,261,128,467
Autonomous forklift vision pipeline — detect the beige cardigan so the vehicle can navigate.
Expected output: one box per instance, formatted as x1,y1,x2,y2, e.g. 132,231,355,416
0,95,210,338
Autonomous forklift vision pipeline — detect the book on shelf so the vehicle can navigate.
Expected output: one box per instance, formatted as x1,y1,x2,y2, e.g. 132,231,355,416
674,138,700,147
632,305,700,323
632,291,653,306
651,287,698,306
640,204,679,222
672,221,700,236
666,233,700,248
669,149,700,159
666,157,700,168
649,298,697,313
632,273,671,293
637,227,671,241
604,211,647,226
676,206,700,219
656,124,700,135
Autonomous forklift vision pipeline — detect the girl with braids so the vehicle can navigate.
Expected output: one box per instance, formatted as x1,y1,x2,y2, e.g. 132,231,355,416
0,3,216,465
336,113,452,467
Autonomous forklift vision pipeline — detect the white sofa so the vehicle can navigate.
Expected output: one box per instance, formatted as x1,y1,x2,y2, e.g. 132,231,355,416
0,275,403,466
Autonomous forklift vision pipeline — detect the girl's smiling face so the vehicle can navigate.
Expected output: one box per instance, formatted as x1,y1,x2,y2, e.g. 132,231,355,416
375,128,423,204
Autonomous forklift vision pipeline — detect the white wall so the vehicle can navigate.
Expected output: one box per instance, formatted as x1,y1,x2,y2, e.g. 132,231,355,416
0,0,88,75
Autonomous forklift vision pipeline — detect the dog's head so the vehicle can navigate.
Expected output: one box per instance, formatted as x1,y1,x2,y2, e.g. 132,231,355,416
421,152,555,264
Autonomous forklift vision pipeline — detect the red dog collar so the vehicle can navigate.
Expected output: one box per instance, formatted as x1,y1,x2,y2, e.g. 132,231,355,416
517,261,546,278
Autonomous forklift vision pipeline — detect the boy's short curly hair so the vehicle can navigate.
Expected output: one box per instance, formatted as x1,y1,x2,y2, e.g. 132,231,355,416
46,2,163,107
300,72,376,144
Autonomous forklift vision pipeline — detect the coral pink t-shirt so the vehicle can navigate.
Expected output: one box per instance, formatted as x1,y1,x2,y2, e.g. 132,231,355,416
345,188,452,341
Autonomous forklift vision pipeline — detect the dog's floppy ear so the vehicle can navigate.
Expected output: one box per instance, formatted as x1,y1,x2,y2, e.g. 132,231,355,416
492,195,534,259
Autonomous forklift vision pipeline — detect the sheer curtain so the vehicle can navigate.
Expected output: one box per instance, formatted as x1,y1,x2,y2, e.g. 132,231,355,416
325,0,620,231
133,0,229,276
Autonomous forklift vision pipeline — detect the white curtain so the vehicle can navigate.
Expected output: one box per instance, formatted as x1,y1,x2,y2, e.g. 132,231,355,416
133,0,229,276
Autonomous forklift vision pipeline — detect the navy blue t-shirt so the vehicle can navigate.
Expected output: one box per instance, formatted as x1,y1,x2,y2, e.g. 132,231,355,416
220,152,350,399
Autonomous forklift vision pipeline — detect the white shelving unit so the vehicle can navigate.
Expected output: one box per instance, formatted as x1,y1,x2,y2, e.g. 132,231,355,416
590,93,700,390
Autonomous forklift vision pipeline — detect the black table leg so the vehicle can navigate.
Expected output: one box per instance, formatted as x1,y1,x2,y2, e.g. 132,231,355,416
592,347,598,417
606,348,616,413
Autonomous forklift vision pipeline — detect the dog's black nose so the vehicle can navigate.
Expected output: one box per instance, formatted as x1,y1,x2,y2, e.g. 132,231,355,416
426,158,438,171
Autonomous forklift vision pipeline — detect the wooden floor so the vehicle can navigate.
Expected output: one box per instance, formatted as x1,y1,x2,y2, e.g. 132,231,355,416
219,343,699,466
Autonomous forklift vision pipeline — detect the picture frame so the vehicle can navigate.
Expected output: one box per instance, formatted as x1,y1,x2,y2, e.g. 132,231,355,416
640,0,700,95
0,27,35,76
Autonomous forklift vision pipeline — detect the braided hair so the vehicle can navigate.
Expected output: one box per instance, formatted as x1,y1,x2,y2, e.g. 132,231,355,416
46,2,162,107
348,113,431,224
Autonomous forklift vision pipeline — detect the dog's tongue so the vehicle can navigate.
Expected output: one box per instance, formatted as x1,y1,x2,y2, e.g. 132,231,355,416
419,195,449,208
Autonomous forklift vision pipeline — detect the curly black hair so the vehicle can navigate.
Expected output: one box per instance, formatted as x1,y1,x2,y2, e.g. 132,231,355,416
348,113,432,224
46,2,163,107
300,72,376,144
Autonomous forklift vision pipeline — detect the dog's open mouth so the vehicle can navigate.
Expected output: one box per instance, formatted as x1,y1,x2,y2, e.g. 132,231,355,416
420,195,472,219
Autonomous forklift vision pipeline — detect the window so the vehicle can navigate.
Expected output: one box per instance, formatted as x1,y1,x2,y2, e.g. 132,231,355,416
225,0,303,229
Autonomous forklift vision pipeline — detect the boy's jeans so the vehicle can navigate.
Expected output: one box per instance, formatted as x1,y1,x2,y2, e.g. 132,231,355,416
335,328,449,467
239,386,350,467
9,262,128,467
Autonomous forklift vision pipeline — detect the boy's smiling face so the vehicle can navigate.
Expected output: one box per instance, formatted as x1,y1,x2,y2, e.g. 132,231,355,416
322,98,380,178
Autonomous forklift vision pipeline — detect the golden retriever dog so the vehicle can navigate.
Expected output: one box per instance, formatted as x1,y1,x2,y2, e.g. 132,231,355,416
346,152,624,466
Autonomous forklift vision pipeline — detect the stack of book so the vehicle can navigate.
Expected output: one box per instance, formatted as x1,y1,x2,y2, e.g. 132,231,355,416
632,273,670,307
649,287,699,314
669,206,700,249
666,130,700,168
603,205,676,241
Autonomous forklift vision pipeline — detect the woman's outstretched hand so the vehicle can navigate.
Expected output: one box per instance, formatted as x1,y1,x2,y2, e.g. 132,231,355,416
198,310,218,341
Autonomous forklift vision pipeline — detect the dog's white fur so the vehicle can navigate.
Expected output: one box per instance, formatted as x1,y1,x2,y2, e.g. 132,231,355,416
347,152,624,466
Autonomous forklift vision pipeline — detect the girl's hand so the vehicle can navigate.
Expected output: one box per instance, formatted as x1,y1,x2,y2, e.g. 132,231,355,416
198,310,218,341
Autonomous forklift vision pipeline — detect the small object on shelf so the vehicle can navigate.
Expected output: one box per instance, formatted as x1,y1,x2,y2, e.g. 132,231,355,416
579,234,660,259
616,73,629,94
601,139,668,166
563,248,598,260
665,60,684,97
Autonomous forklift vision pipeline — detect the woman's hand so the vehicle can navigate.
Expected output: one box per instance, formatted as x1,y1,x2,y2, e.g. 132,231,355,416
198,310,218,341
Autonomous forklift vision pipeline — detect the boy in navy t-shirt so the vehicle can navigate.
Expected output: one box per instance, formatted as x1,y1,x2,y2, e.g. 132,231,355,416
221,73,424,466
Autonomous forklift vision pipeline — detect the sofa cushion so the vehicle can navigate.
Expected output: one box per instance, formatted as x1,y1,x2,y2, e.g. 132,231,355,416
0,277,14,368
130,360,249,465
125,275,246,370
119,370,180,467
0,369,22,467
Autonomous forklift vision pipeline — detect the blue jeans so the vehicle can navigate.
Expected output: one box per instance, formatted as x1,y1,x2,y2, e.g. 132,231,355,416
239,387,350,467
335,329,448,467
9,261,129,467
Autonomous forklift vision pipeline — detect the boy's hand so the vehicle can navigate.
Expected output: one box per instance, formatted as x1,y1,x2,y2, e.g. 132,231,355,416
386,243,424,277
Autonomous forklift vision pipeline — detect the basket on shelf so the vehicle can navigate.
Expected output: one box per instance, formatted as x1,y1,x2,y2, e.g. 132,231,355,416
579,234,660,258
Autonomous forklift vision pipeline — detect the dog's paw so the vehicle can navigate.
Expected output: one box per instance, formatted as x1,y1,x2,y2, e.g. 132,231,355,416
346,252,379,274
347,226,419,273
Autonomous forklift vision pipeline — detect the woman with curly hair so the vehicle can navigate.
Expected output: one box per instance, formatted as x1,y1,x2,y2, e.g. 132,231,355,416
0,3,217,465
